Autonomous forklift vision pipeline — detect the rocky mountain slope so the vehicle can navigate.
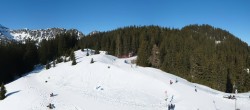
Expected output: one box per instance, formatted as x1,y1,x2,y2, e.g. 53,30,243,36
0,24,13,41
0,24,84,43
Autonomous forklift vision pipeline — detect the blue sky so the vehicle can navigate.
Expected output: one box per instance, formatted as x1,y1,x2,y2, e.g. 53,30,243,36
1,0,250,45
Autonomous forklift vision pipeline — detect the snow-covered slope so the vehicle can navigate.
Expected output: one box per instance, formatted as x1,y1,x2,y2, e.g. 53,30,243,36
0,49,249,110
0,24,13,40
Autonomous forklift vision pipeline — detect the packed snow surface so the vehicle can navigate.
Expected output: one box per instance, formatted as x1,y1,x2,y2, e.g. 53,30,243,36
0,49,250,110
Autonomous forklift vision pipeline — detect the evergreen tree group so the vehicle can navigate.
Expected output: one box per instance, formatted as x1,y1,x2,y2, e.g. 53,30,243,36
0,39,38,83
0,32,78,84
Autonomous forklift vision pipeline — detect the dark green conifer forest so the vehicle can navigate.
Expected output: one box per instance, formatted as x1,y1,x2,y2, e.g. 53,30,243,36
0,32,78,84
79,24,250,92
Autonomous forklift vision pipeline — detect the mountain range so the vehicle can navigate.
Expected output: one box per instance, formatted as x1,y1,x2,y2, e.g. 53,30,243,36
0,24,84,43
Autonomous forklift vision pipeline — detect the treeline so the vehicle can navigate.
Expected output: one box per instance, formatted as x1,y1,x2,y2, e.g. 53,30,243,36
0,32,78,84
79,24,250,92
38,32,78,65
0,40,38,83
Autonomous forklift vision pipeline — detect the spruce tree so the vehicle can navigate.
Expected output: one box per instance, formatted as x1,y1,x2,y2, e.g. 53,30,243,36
70,51,77,65
86,49,89,56
225,73,233,93
0,83,7,100
53,60,56,67
149,44,160,68
115,35,121,57
46,62,51,70
72,58,77,65
137,40,150,67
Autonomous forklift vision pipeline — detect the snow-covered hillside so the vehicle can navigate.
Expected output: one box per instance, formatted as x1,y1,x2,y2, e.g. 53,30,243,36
0,50,249,110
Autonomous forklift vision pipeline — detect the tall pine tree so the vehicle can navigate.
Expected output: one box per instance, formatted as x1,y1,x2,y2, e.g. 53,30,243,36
137,40,150,67
0,83,7,100
70,51,77,65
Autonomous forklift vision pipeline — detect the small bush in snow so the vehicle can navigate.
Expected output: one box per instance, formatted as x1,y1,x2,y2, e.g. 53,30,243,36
46,63,51,69
47,103,55,109
86,49,90,56
53,60,56,67
90,58,94,64
56,57,63,64
72,60,77,65
95,50,100,54
64,57,67,62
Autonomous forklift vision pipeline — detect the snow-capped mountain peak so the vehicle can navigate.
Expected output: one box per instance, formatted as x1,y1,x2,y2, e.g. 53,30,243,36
0,24,13,40
0,25,84,43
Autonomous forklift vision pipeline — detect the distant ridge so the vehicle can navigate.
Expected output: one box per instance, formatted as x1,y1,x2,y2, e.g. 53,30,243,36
0,24,84,43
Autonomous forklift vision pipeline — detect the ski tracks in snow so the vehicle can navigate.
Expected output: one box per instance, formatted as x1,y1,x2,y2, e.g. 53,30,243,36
61,84,166,110
23,75,81,110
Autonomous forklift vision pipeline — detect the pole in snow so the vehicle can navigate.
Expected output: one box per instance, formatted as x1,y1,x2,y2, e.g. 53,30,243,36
235,89,237,110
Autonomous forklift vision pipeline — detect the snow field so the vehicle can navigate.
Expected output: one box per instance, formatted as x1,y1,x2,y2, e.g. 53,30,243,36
0,49,250,110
